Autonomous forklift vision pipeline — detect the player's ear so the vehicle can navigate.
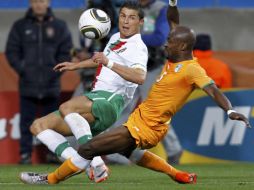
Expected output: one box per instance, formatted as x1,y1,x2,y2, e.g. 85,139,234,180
180,43,187,51
139,18,144,26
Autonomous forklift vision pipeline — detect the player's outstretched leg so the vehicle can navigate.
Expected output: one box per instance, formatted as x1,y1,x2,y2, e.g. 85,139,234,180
130,150,197,184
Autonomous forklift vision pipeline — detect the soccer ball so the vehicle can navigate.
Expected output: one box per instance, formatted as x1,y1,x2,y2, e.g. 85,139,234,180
78,8,111,39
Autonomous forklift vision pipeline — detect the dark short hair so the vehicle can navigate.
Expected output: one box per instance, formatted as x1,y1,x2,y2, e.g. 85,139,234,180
119,0,144,20
193,34,212,51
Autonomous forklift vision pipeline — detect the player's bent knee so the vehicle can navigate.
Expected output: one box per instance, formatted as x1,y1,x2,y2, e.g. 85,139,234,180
59,101,73,117
30,119,46,135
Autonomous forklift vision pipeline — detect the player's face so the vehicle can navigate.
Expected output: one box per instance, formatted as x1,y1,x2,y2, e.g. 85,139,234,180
118,8,144,38
164,33,179,60
30,0,49,17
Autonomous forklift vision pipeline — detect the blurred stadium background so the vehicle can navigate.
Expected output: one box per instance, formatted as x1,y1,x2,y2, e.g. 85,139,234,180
0,1,253,188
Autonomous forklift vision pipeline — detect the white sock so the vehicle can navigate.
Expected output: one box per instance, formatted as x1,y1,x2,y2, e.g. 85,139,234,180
61,147,79,160
91,156,105,168
64,113,106,169
37,129,77,159
64,113,92,144
71,154,91,169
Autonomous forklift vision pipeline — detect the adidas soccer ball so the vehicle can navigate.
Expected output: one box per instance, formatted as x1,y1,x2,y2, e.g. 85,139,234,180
78,8,111,39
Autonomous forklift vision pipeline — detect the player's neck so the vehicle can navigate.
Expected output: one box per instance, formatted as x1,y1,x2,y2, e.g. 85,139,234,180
169,54,193,63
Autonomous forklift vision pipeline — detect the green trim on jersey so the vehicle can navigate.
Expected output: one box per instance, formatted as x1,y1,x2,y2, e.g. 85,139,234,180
202,80,215,89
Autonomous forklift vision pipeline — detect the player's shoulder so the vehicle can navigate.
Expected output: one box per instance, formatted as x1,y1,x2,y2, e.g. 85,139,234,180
186,59,203,69
110,33,147,52
130,34,148,51
133,33,144,43
184,60,206,74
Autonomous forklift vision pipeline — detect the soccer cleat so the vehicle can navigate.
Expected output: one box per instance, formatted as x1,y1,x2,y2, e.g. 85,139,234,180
85,165,94,181
175,172,197,184
19,172,48,184
86,164,110,183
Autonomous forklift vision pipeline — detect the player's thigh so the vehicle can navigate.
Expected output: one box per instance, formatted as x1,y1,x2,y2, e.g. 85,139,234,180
31,112,72,136
78,126,137,159
60,95,93,115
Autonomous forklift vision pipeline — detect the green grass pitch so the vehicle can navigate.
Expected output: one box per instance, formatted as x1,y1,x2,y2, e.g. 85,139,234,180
0,163,254,190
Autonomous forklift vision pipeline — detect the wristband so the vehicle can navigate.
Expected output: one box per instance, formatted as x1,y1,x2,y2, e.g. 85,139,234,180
106,60,114,69
227,109,236,116
169,0,177,6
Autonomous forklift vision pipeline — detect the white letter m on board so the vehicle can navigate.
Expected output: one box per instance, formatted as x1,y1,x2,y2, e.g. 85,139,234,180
197,107,250,146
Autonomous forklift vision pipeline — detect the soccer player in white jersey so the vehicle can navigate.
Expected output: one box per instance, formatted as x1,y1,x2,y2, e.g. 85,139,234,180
23,1,147,183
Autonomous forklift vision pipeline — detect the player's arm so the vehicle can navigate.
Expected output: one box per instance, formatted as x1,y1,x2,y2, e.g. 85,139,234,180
167,0,179,29
109,63,146,85
53,58,99,72
92,52,146,85
203,84,251,128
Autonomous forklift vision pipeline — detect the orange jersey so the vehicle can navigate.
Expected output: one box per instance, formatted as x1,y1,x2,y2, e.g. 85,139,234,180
125,59,214,149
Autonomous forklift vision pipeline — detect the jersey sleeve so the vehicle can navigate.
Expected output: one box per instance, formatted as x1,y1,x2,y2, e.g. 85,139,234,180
125,42,148,72
185,64,214,89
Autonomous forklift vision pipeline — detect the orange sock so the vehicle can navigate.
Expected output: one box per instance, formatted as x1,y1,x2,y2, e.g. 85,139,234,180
47,158,81,184
137,151,180,179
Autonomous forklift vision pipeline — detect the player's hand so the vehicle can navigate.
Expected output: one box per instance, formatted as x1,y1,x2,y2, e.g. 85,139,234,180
228,112,252,128
92,52,109,66
169,0,177,6
53,62,79,72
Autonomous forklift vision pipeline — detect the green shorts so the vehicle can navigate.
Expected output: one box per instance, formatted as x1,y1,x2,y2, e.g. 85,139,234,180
85,90,124,136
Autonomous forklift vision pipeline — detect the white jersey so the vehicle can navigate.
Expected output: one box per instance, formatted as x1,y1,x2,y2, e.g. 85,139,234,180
93,32,148,105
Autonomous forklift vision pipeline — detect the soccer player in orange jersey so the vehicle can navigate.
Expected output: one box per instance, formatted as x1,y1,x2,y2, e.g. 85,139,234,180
19,0,251,185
